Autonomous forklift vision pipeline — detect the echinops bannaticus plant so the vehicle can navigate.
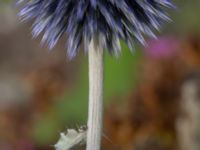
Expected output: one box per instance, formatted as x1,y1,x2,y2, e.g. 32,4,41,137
17,0,175,150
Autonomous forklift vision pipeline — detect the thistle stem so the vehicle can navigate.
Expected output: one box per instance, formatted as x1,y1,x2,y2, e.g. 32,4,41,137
86,38,104,150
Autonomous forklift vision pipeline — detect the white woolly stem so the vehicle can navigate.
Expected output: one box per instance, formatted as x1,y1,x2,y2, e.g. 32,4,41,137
86,38,104,150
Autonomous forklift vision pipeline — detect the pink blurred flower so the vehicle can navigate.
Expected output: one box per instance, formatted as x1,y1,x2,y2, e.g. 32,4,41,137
145,36,180,59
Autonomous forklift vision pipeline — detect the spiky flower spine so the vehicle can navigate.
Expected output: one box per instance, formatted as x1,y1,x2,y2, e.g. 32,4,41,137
17,0,175,58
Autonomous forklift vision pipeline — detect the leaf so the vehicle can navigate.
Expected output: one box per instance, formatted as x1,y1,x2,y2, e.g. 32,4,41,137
54,126,87,150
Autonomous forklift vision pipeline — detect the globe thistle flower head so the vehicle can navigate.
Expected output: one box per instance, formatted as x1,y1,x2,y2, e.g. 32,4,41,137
17,0,175,59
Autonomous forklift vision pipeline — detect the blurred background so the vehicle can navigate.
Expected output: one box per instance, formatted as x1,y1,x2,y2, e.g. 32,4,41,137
0,0,200,150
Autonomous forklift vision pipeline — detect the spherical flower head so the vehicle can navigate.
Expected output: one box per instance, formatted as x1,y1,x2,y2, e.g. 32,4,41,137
17,0,175,59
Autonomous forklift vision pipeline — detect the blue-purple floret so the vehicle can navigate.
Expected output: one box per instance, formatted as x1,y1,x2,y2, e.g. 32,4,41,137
17,0,175,58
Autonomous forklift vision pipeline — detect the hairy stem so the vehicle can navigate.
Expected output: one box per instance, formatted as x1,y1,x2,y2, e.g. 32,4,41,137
86,38,104,150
